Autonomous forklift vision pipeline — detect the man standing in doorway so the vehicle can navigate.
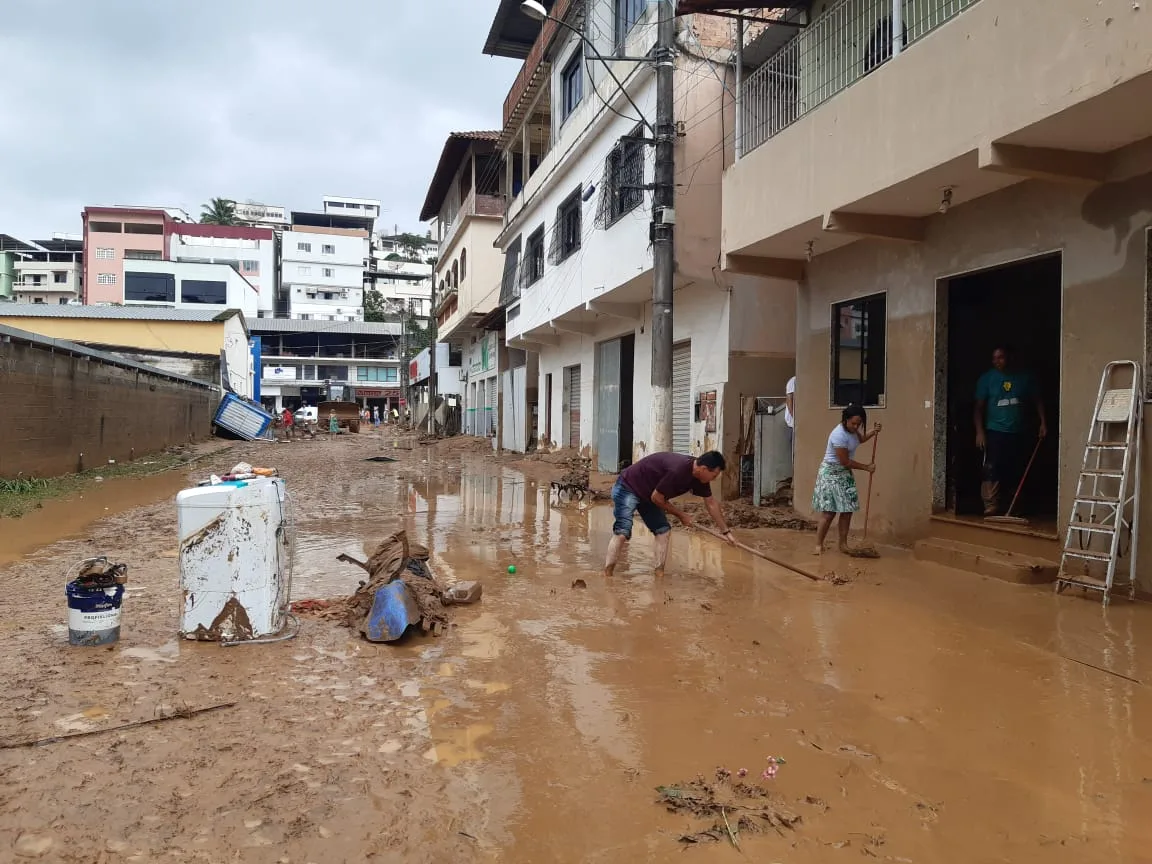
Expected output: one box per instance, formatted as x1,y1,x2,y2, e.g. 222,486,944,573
603,451,735,579
974,346,1047,516
785,375,797,468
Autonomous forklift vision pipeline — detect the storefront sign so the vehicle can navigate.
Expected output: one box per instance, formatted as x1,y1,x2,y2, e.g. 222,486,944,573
264,365,297,380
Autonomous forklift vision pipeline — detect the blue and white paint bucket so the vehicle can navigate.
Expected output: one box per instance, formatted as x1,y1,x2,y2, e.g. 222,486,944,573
66,581,125,646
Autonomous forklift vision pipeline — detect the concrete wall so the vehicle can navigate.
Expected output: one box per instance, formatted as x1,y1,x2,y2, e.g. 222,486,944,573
0,330,217,479
793,170,1152,588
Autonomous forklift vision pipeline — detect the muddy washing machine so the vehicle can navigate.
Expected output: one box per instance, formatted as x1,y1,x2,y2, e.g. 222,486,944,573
176,477,292,642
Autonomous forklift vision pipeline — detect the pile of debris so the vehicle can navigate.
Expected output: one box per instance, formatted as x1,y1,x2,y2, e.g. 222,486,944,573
656,771,803,848
292,530,480,641
551,456,595,502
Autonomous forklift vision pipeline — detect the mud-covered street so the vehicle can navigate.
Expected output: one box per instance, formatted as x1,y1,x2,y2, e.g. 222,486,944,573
2,431,1152,863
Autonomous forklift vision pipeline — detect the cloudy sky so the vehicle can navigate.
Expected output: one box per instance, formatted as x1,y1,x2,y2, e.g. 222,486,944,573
0,0,518,239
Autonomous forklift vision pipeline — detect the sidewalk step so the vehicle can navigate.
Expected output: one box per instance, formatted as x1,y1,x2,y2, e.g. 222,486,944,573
913,538,1059,585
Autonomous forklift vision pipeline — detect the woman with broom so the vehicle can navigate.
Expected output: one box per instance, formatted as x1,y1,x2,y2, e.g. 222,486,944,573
811,405,880,555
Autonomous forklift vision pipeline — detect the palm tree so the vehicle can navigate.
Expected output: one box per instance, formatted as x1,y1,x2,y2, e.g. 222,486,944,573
200,198,238,225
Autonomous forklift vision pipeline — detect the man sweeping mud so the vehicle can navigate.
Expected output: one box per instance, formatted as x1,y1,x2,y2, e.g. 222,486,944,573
603,451,735,579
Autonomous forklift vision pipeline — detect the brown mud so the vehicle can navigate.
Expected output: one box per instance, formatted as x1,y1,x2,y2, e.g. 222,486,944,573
1,430,1151,862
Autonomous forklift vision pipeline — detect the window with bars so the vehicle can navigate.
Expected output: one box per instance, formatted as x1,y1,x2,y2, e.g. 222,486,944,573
525,225,546,287
550,188,583,265
96,248,115,259
96,273,117,285
597,130,645,228
830,293,887,407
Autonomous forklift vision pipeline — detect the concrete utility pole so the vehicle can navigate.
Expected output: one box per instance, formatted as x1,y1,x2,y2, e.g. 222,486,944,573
650,0,677,453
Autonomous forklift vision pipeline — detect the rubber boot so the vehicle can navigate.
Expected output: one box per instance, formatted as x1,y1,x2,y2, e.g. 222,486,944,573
604,534,626,578
653,532,671,579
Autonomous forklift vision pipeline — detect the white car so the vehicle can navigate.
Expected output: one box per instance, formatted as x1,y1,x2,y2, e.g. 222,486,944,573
295,406,318,424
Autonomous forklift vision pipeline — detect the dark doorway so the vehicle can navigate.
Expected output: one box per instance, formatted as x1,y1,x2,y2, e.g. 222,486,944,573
619,333,635,469
944,254,1061,520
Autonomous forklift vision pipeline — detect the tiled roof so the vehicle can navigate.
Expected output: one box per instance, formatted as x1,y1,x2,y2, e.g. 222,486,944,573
419,132,503,221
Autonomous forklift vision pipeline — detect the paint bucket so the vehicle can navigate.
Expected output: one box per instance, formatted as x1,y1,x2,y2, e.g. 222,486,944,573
66,580,125,646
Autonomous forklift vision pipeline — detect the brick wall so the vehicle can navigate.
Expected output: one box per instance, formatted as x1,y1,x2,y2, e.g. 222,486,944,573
0,334,218,479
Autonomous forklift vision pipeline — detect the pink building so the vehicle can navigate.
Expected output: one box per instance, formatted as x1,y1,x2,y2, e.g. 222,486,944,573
82,207,187,304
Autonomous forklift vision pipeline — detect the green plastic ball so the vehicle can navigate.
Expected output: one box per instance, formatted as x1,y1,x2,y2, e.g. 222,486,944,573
507,565,517,574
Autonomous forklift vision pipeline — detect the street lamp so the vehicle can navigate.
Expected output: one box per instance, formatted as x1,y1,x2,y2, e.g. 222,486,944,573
519,0,547,20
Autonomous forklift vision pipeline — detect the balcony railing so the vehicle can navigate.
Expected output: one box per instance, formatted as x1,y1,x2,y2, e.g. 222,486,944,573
13,280,75,291
740,0,980,154
439,189,506,255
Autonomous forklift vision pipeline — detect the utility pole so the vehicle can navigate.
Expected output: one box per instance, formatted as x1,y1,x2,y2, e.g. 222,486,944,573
651,0,676,453
427,284,438,437
400,306,408,420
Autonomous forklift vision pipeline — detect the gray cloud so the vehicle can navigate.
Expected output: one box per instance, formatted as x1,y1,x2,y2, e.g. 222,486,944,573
0,0,517,238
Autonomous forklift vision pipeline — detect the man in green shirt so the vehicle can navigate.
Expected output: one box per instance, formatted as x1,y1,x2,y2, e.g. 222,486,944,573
974,347,1047,516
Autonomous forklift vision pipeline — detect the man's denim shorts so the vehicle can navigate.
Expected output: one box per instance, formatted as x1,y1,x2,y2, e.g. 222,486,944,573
611,478,670,539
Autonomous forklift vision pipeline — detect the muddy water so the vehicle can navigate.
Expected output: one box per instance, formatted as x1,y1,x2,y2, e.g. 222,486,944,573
1,436,1151,863
399,457,1152,863
0,470,190,566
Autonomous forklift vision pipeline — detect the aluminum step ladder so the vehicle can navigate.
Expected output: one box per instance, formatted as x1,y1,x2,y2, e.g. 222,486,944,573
1056,361,1143,605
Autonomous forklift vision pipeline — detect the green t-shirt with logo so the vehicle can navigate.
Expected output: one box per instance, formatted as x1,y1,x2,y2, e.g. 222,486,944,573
976,369,1034,434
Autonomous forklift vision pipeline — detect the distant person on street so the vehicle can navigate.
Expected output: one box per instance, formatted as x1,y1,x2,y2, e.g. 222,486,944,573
811,405,880,554
604,450,734,580
975,346,1046,516
281,407,295,442
785,375,796,467
328,410,339,437
373,406,381,427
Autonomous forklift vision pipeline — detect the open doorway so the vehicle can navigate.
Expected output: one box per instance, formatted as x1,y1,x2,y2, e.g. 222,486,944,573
939,253,1062,525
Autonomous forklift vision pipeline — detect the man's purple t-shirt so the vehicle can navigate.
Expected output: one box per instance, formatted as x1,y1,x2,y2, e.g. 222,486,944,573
620,452,712,502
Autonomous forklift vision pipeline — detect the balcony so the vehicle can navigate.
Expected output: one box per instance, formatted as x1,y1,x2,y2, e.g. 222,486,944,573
740,0,980,154
13,280,76,292
439,189,506,256
724,0,1152,265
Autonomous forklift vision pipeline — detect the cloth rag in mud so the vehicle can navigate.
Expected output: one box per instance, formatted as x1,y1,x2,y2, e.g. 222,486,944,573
334,530,452,640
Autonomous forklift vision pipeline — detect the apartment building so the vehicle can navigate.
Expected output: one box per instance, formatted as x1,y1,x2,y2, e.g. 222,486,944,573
282,209,372,321
367,255,433,320
169,224,277,316
251,318,403,414
81,206,193,304
323,196,382,222
717,0,1152,591
0,235,83,304
229,201,290,228
484,0,795,471
421,131,507,438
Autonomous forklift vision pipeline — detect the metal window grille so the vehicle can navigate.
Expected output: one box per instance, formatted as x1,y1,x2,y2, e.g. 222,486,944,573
741,0,981,154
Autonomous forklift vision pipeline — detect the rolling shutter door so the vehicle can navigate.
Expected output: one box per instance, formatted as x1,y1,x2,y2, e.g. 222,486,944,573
672,342,691,454
487,377,498,435
568,366,581,449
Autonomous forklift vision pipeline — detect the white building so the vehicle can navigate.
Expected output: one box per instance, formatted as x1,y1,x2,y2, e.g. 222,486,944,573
169,224,277,316
367,255,433,320
420,130,506,440
283,210,373,321
229,201,290,228
252,318,403,413
322,196,382,223
8,236,83,305
122,260,260,316
484,0,796,482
